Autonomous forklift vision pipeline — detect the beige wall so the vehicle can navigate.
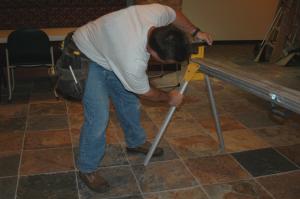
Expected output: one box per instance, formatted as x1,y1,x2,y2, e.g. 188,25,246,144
135,0,182,9
182,0,279,40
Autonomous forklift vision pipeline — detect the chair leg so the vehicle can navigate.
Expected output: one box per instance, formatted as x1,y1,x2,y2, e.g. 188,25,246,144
6,66,12,101
11,68,15,91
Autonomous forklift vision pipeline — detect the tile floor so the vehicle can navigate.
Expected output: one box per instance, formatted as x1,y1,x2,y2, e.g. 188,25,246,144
0,45,300,199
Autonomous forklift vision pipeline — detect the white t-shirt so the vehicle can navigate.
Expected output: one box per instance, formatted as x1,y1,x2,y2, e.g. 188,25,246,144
72,4,176,94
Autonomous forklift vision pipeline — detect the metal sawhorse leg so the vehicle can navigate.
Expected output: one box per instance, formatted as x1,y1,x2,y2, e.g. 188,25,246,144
144,46,225,166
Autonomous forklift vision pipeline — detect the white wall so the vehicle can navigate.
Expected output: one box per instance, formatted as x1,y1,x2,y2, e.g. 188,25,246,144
182,0,279,40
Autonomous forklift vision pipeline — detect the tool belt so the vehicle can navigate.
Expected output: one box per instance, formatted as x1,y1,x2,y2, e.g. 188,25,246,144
55,32,90,100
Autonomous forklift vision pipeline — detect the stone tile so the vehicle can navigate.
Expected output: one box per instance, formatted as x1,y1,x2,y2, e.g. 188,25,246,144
78,166,140,198
0,117,26,133
184,155,250,185
17,172,78,199
199,114,246,133
20,148,74,175
233,111,281,128
145,106,194,125
0,104,28,118
132,160,198,193
73,144,129,169
286,112,300,128
109,110,121,124
12,82,32,95
115,120,158,142
142,121,159,140
108,125,126,143
66,101,83,115
184,104,223,120
127,139,178,165
182,94,210,106
27,114,68,131
31,78,53,93
24,130,72,150
204,179,273,199
232,148,298,177
167,134,220,159
211,129,270,153
0,176,18,199
0,132,23,152
70,128,81,147
0,151,20,177
144,187,208,199
29,92,58,103
100,144,129,167
109,108,152,125
219,99,262,114
29,102,66,115
107,128,121,145
0,94,30,105
140,109,153,122
214,90,245,103
254,126,300,147
164,119,207,138
68,113,84,130
257,171,300,199
114,195,143,199
275,144,300,167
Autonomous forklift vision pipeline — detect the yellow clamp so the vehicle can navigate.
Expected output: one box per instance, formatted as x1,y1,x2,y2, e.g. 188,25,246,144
73,51,80,56
184,46,205,81
61,40,65,49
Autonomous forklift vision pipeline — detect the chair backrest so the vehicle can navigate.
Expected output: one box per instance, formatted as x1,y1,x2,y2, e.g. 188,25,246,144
7,28,52,66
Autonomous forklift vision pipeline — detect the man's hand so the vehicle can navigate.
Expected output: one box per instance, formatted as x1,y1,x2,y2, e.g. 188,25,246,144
140,87,183,107
195,31,213,45
168,90,183,107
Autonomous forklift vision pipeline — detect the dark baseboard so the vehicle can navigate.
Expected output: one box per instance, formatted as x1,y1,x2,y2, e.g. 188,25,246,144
213,40,262,45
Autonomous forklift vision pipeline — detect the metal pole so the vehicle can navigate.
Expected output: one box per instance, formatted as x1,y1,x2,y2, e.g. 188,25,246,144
204,74,225,151
144,81,189,166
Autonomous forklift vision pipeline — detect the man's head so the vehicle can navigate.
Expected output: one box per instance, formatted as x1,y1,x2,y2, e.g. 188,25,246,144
148,25,190,63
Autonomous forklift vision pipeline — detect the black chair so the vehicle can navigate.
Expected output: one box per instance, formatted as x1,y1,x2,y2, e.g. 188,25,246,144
5,28,55,101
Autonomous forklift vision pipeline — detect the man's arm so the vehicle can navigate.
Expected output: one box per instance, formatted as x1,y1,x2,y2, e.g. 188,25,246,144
139,87,183,107
172,10,213,45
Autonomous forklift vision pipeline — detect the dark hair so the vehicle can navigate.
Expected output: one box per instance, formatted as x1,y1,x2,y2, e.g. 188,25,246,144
148,25,190,62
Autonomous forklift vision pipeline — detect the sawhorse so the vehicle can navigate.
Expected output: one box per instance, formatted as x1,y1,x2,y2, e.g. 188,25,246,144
144,46,225,166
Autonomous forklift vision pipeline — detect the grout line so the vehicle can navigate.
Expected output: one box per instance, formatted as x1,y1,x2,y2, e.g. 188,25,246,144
14,102,30,199
165,139,212,199
25,127,70,133
229,153,255,180
0,175,18,180
142,184,205,197
122,142,145,198
22,146,74,152
18,169,77,177
255,169,300,179
273,147,300,169
65,99,81,199
227,153,277,198
253,178,276,199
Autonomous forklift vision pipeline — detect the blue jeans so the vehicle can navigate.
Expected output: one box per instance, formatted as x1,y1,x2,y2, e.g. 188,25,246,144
78,62,146,173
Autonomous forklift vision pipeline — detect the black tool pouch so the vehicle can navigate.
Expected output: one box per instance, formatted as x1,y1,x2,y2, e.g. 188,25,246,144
55,32,90,100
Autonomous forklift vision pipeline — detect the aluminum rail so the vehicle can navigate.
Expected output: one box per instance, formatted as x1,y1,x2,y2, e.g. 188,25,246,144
194,58,300,115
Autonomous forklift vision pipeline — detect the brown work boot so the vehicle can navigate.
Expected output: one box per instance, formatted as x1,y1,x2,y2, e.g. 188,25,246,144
79,171,110,193
126,141,164,156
